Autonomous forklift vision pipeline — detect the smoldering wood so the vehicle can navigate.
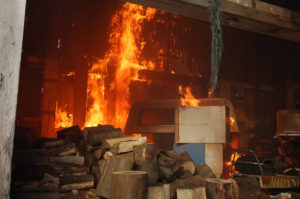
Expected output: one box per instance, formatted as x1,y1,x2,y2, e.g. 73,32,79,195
205,178,235,199
110,171,148,199
95,154,135,198
134,143,160,185
46,143,76,156
170,175,205,199
111,136,147,155
176,187,207,199
57,125,83,143
14,192,61,199
102,136,132,149
195,163,216,179
83,125,121,146
50,155,85,166
147,184,170,199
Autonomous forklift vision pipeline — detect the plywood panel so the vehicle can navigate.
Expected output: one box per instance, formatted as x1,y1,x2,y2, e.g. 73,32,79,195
177,106,226,143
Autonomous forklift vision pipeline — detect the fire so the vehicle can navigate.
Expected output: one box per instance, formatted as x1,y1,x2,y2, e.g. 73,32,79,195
55,103,73,129
229,116,235,127
85,3,157,129
225,152,244,177
178,85,200,106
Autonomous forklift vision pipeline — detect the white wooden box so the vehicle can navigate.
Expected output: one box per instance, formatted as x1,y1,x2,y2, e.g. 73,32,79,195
175,106,226,143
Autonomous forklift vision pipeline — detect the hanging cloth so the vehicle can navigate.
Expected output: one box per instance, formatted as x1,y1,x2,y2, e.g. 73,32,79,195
208,0,223,96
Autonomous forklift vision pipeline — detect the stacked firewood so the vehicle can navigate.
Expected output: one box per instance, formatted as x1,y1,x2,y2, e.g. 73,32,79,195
12,125,236,199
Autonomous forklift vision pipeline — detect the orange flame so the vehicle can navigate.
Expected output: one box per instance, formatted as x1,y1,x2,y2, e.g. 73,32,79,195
85,3,157,129
225,152,244,177
178,85,200,106
55,103,73,129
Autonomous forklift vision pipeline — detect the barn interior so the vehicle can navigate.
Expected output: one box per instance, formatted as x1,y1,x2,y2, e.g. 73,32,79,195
9,0,300,198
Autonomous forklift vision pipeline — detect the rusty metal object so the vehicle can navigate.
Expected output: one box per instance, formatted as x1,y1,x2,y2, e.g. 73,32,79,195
276,110,300,137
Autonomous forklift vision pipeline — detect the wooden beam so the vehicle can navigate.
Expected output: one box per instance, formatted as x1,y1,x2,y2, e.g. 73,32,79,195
123,0,300,42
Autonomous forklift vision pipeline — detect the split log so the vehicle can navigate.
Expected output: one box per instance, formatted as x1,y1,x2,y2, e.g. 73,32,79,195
158,153,183,182
110,171,148,199
83,125,122,146
85,152,97,168
177,187,207,199
14,148,48,156
170,175,205,199
91,165,101,182
42,138,64,148
60,189,100,199
59,174,94,192
111,136,147,154
233,175,261,199
57,125,83,143
95,154,135,198
47,143,77,156
103,151,113,160
134,143,160,185
12,165,53,181
93,148,103,159
52,164,89,175
102,136,132,149
205,178,235,199
97,159,107,176
15,173,59,192
14,192,61,199
14,154,49,166
147,184,170,199
195,163,216,178
86,145,102,153
50,155,85,166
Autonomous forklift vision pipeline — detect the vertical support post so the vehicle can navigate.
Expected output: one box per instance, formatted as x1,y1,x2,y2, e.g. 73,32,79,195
0,0,26,198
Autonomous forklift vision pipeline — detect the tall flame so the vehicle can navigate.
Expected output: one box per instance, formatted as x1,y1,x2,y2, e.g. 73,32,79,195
178,85,200,106
85,3,157,128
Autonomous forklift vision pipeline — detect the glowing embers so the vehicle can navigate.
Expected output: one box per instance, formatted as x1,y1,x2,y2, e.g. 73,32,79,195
178,85,200,107
85,3,158,129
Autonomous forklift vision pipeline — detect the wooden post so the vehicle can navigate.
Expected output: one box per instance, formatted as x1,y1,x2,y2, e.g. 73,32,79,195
110,171,148,199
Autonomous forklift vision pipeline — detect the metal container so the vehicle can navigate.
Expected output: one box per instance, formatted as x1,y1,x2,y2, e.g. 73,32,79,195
276,110,300,136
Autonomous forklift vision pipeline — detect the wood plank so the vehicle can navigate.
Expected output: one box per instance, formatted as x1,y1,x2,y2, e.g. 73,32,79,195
122,0,300,43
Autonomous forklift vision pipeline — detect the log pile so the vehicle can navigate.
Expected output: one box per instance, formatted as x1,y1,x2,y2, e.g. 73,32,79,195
12,124,239,199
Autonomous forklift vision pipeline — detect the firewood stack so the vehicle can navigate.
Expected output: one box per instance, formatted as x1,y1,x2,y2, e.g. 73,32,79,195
12,125,236,199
